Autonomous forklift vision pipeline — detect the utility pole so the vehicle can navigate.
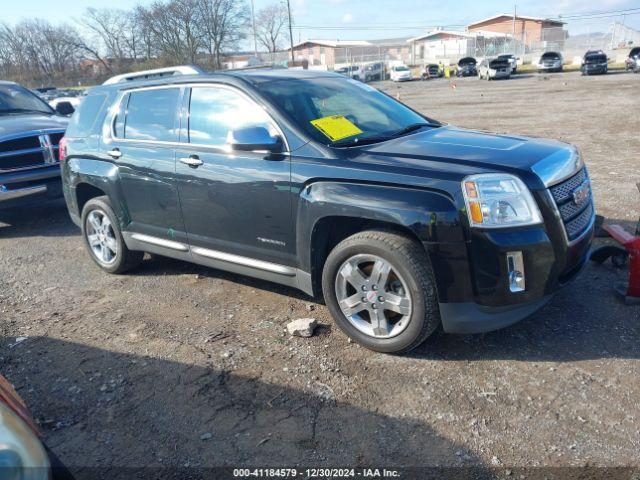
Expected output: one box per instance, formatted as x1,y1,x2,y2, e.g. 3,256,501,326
250,0,258,56
512,4,517,54
286,0,295,63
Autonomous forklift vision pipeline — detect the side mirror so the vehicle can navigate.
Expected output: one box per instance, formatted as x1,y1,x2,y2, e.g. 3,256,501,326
55,101,75,116
228,126,283,153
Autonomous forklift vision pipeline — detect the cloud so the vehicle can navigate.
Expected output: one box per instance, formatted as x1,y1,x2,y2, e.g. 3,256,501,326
342,12,354,23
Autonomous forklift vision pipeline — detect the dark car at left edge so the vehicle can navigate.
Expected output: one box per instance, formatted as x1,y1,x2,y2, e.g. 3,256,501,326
0,81,70,209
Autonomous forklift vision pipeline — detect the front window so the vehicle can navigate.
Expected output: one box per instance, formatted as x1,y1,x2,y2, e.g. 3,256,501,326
0,84,54,115
394,66,409,72
259,76,437,146
188,86,276,146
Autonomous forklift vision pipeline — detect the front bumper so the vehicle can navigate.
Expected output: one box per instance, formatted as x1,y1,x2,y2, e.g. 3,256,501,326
582,65,607,74
538,64,562,72
0,165,62,209
440,295,552,333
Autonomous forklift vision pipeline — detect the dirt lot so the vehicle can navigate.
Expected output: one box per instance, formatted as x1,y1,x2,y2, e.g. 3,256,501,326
1,71,639,477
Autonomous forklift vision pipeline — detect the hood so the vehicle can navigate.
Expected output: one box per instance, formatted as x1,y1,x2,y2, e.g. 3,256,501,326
0,113,68,141
356,126,576,190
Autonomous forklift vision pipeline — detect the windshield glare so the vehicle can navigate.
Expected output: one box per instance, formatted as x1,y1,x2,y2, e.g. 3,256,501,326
0,84,54,114
260,76,433,146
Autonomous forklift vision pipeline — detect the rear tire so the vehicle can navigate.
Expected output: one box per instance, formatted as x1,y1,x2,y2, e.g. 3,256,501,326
322,230,440,353
81,196,144,274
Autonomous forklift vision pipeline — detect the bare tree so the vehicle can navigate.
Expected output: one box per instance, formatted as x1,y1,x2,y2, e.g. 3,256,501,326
138,0,203,65
255,3,288,53
197,0,249,69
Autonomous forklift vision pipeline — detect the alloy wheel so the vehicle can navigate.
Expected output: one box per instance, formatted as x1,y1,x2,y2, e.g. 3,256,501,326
334,254,413,339
85,210,118,265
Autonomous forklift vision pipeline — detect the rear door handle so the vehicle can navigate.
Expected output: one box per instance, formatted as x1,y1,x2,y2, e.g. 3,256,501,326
179,155,203,168
107,149,122,159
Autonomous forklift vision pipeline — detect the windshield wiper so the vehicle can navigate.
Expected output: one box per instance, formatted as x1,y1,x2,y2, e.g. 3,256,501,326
388,122,433,139
331,123,435,148
332,135,393,147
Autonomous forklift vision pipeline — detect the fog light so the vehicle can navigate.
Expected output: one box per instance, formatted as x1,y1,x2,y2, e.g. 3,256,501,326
507,251,525,292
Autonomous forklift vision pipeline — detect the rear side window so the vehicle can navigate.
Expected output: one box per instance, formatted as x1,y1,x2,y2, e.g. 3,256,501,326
122,88,180,142
66,94,107,138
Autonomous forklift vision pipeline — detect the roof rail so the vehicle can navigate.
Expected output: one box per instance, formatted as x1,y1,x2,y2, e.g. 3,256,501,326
102,65,203,85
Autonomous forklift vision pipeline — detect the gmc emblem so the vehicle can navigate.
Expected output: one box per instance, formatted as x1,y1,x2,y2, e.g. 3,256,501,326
572,181,590,206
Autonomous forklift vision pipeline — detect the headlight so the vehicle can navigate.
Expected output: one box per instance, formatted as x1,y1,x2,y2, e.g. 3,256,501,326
0,403,50,480
462,173,543,228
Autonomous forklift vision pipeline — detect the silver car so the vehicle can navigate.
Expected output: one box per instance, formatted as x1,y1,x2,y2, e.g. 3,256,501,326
477,58,511,80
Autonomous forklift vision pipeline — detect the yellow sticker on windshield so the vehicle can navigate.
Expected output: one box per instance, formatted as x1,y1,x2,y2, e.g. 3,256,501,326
310,115,363,142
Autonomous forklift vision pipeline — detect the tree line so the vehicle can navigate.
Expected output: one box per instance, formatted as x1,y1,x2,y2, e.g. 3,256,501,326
0,0,291,87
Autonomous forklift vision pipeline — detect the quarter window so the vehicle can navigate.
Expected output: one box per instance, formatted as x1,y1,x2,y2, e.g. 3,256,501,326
122,88,180,142
188,87,275,146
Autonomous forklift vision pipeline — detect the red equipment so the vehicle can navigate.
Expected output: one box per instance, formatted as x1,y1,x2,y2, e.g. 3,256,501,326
590,183,640,304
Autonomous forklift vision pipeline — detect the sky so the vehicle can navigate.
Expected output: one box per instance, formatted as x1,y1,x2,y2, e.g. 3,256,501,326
3,0,640,46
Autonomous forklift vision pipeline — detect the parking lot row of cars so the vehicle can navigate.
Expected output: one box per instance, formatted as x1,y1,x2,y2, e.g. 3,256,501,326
357,48,640,83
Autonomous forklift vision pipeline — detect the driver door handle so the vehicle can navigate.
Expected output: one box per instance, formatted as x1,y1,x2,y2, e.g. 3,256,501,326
179,155,203,168
107,149,122,159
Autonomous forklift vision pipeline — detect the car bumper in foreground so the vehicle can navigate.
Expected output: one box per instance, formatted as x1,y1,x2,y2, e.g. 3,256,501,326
0,165,62,209
439,295,552,333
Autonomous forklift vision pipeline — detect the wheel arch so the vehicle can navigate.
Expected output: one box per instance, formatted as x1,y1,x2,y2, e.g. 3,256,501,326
296,181,463,298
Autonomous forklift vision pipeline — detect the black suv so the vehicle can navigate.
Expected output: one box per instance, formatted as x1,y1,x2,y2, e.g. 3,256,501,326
0,81,70,209
60,68,595,353
581,51,608,75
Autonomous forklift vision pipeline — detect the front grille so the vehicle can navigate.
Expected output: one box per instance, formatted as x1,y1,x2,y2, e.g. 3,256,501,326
0,136,40,153
549,167,594,241
0,132,63,171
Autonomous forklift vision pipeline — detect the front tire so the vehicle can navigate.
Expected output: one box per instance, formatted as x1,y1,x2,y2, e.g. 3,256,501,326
81,196,143,274
322,230,440,353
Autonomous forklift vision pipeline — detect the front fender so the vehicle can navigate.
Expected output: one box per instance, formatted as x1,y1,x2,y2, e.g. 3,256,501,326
296,181,464,273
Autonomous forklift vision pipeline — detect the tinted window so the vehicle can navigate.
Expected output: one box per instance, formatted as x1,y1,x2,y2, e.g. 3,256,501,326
541,52,560,59
66,94,107,138
188,87,274,146
124,88,180,142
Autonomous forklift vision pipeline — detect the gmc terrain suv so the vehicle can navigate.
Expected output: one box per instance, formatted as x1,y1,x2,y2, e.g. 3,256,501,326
60,68,595,353
0,81,70,209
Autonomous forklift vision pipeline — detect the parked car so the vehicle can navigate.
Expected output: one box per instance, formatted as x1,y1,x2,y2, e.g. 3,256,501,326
478,58,511,80
363,62,384,82
0,81,69,209
335,65,362,81
456,57,477,77
61,67,594,354
496,54,518,73
421,63,442,79
581,51,608,75
0,373,74,479
625,47,640,72
537,52,563,73
389,65,412,82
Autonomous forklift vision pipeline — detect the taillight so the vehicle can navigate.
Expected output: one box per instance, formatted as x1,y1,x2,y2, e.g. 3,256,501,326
58,136,68,162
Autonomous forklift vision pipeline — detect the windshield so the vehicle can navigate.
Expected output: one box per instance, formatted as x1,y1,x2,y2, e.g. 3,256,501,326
585,55,606,63
459,58,476,66
394,66,409,71
541,52,559,59
0,84,54,115
259,76,437,146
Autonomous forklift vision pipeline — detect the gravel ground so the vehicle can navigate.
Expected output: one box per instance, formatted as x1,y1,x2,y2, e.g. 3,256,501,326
1,71,639,477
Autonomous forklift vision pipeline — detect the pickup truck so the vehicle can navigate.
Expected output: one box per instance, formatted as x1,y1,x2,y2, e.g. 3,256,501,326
59,67,594,353
0,81,70,209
